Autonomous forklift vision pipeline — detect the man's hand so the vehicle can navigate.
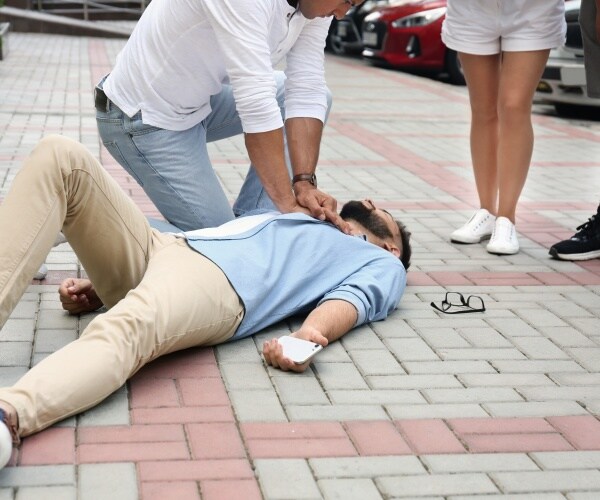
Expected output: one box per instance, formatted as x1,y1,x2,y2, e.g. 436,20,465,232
294,183,351,234
263,327,328,373
58,278,104,315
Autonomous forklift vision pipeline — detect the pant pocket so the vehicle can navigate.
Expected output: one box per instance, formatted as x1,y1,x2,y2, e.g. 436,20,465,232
102,140,146,187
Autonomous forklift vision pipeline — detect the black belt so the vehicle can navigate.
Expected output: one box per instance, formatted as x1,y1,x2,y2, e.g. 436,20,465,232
94,87,110,112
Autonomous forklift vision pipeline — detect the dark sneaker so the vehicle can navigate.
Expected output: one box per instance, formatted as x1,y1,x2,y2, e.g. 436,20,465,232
549,205,600,261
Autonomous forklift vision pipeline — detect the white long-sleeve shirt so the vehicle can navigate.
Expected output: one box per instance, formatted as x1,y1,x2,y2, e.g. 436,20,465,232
102,0,331,133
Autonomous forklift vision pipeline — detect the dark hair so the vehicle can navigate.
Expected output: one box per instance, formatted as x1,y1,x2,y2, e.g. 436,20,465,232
395,219,412,270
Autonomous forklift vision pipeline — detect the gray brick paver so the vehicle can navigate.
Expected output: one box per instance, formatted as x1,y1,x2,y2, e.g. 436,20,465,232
491,470,600,493
458,373,555,387
78,463,137,500
273,375,330,405
221,363,272,390
384,338,440,361
423,387,524,404
387,403,489,419
309,456,426,478
328,389,425,405
421,453,539,473
256,459,321,500
347,349,406,376
531,451,600,470
313,362,368,390
377,473,498,497
402,361,497,374
318,478,383,500
0,466,75,488
484,401,588,418
449,495,565,500
288,404,389,421
565,348,600,372
367,374,462,389
15,486,76,500
229,389,287,421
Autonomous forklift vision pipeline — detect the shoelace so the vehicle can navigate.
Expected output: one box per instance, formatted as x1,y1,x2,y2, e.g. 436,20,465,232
574,211,600,240
491,220,512,242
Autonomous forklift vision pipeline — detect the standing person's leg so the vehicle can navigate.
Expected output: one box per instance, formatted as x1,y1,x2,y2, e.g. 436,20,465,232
485,49,549,255
0,135,154,326
449,53,500,244
495,50,550,223
0,236,243,439
96,101,234,231
459,53,501,212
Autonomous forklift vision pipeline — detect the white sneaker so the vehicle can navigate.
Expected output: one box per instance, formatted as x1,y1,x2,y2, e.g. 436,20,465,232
34,263,48,280
487,217,519,255
54,232,67,246
0,411,13,469
450,209,496,244
33,233,66,281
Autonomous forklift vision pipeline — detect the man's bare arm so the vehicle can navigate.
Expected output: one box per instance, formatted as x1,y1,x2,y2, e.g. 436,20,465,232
286,118,351,233
244,129,303,214
263,299,358,372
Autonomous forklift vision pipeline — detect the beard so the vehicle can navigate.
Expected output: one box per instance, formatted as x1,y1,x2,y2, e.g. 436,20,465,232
340,201,393,240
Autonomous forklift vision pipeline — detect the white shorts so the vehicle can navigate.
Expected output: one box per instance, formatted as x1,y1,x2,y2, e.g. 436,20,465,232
442,0,566,55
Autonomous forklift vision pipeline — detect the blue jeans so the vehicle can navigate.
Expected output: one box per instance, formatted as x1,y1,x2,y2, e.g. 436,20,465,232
97,72,332,231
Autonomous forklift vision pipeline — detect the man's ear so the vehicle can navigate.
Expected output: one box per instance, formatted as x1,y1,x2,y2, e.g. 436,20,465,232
383,241,401,258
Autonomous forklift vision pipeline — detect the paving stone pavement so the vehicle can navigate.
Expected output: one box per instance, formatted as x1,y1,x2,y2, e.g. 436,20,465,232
1,32,600,499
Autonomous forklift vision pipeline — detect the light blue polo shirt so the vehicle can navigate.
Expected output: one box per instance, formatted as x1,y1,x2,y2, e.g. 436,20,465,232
184,212,406,339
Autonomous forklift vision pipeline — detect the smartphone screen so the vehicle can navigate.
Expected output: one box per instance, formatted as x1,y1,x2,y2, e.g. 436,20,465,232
277,336,323,364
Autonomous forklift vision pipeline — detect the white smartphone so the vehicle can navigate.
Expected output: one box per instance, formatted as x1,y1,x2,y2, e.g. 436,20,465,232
277,336,323,365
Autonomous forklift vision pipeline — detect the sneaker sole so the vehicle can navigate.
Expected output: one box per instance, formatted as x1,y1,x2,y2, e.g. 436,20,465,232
487,246,519,255
549,248,600,261
450,234,492,244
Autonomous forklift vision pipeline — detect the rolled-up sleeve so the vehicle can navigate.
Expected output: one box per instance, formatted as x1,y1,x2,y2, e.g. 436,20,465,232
284,17,331,122
201,0,283,133
318,256,406,326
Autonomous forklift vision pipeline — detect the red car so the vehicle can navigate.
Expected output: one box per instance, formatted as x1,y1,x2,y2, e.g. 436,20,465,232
361,0,465,85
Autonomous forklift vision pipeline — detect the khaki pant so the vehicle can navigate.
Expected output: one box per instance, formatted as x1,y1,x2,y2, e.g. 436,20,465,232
0,135,244,436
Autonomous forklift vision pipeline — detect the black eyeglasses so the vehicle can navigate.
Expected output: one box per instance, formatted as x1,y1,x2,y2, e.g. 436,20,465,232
430,292,485,314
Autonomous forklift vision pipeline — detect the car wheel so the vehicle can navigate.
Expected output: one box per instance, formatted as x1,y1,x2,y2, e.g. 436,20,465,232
327,33,345,55
445,49,465,85
554,102,600,119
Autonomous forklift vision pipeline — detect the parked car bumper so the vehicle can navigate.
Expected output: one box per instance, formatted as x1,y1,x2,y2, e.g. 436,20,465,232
536,53,600,108
362,19,446,71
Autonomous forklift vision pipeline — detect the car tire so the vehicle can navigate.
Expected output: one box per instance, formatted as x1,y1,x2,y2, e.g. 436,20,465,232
445,49,465,86
554,102,600,119
327,34,345,55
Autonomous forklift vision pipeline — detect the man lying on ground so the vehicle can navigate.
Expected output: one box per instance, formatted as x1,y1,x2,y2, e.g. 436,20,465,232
0,135,411,468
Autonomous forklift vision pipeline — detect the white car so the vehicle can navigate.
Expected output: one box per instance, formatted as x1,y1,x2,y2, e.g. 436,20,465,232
536,0,600,117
